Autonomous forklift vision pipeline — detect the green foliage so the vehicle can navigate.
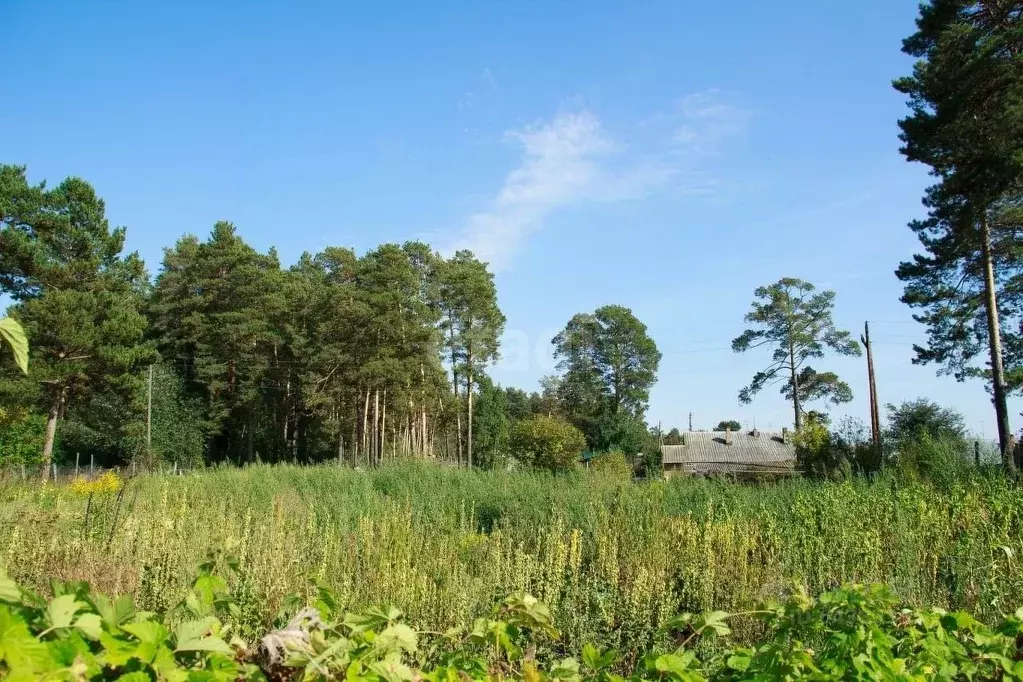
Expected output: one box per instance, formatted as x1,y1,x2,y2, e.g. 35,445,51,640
471,377,510,469
150,222,286,463
3,555,1023,680
896,434,974,489
732,278,860,430
662,427,684,445
438,250,506,468
131,363,209,468
0,165,154,471
592,412,648,456
0,408,44,466
552,305,661,444
893,1,1023,465
0,558,260,681
5,461,1023,660
792,414,843,480
587,450,632,479
509,415,587,472
793,415,883,480
712,421,740,432
886,398,967,446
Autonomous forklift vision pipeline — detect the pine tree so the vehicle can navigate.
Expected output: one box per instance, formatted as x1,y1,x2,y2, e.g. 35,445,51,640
732,278,860,430
150,222,283,463
437,251,504,468
0,166,152,476
894,1,1023,469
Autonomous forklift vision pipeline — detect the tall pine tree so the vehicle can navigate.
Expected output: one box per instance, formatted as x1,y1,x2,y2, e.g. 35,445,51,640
0,165,152,475
894,0,1023,469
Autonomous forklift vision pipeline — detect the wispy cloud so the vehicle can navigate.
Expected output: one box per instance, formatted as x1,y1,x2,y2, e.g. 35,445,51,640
448,90,748,271
670,89,749,155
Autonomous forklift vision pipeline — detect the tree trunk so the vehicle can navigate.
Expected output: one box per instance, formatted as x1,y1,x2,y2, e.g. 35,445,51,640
247,410,255,463
337,414,345,465
373,388,380,465
380,389,387,463
453,371,462,465
422,407,428,457
40,386,65,480
980,213,1014,474
352,406,359,465
283,375,290,457
788,340,801,431
466,362,474,469
362,389,370,465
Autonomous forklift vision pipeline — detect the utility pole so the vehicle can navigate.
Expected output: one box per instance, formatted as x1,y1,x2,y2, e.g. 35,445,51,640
146,364,153,457
861,322,881,455
688,412,693,431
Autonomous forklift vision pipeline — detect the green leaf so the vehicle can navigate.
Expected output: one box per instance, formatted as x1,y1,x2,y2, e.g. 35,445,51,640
0,606,50,673
74,612,104,640
367,659,415,682
654,653,695,678
697,610,731,637
726,653,751,671
582,643,601,670
0,317,28,375
549,657,581,682
345,608,391,634
377,623,418,653
0,568,20,603
46,594,84,630
93,594,136,628
122,620,170,664
174,619,233,654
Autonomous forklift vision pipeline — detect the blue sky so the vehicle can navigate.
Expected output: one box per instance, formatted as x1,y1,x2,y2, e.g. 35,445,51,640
4,1,1017,437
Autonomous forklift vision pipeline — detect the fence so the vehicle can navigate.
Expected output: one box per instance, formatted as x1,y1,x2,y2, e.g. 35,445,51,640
0,458,194,484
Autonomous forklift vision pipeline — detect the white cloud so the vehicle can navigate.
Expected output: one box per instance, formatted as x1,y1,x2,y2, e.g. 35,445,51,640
670,89,749,155
448,91,748,271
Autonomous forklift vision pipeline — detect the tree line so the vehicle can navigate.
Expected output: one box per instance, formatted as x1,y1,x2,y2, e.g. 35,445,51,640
0,165,669,473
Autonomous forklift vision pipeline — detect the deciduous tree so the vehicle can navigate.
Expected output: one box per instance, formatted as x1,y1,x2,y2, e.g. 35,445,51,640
552,305,661,443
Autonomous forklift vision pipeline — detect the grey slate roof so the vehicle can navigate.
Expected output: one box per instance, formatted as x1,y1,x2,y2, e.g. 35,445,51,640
661,430,796,475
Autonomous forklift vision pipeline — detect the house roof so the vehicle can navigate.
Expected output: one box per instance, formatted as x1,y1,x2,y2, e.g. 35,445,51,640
661,430,796,475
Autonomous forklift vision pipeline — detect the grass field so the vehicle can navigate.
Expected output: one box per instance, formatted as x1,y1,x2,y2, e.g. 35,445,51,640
2,461,1022,656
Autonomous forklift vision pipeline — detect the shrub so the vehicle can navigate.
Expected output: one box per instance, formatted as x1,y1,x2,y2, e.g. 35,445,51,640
588,449,632,478
886,398,967,445
0,407,45,466
895,433,972,488
510,415,586,472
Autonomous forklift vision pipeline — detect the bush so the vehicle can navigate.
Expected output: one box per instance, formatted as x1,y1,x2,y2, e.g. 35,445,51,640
510,415,586,472
0,407,45,467
886,398,967,445
588,449,632,478
895,433,973,488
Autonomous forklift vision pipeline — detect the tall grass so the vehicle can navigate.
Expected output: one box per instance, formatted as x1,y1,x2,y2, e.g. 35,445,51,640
1,461,1022,654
